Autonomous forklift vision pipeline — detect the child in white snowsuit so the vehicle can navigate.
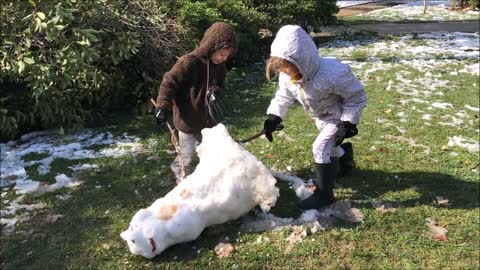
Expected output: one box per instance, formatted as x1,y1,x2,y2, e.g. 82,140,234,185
263,25,367,210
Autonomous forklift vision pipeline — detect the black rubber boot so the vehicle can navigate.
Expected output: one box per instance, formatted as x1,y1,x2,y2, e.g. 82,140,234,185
339,142,355,177
299,163,336,210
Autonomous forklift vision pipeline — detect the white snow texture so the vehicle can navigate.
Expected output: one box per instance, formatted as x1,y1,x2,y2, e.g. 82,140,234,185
120,124,279,258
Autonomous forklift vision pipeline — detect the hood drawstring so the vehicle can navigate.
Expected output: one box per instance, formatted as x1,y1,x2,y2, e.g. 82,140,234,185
205,59,211,120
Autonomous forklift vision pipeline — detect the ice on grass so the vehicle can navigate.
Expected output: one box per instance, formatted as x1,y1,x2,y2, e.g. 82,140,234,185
120,124,279,258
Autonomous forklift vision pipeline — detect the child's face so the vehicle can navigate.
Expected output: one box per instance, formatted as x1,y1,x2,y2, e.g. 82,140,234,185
211,47,234,64
280,62,302,81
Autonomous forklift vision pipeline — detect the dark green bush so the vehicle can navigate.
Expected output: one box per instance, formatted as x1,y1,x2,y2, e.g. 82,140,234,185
0,0,187,140
0,0,339,140
253,0,339,32
174,0,266,65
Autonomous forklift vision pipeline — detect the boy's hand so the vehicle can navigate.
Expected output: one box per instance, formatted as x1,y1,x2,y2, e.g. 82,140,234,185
154,107,170,125
263,114,284,142
334,121,358,146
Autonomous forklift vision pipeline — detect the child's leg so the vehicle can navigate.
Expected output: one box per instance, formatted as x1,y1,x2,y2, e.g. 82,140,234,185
313,118,356,180
313,119,344,163
299,120,339,210
171,131,202,180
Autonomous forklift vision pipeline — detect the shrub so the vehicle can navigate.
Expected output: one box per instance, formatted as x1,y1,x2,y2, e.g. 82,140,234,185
253,0,339,32
0,0,187,140
0,0,340,140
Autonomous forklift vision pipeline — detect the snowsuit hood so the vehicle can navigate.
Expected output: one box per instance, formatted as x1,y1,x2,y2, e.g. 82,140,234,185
270,25,321,82
195,22,238,58
266,25,366,125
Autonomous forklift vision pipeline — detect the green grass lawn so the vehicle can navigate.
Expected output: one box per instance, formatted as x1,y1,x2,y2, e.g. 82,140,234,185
1,32,479,269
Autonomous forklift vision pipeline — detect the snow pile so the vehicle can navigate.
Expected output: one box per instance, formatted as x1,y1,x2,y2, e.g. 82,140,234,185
120,124,279,258
1,129,142,234
240,173,364,233
271,171,314,200
324,33,479,61
0,130,142,194
240,201,363,233
349,1,479,21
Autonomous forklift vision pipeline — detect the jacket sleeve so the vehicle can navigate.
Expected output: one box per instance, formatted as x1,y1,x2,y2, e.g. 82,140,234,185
335,68,367,124
156,56,194,110
266,74,297,119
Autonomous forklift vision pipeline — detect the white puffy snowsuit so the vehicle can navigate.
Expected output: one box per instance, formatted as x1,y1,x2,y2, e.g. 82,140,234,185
266,25,367,163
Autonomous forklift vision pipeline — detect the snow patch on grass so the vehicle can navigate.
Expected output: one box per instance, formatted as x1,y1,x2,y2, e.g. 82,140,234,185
448,136,480,153
345,1,479,21
0,129,143,234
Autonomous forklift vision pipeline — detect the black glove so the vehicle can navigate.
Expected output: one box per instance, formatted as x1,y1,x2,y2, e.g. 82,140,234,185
207,90,225,124
263,114,284,142
154,107,170,126
334,121,358,146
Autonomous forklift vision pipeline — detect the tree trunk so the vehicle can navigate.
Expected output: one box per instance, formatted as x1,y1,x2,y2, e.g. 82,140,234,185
423,0,427,14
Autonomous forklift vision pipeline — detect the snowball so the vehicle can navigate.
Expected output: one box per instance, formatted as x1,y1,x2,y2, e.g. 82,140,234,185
120,124,279,258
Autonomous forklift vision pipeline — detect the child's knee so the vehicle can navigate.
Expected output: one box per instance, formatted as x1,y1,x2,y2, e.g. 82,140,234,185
312,141,331,163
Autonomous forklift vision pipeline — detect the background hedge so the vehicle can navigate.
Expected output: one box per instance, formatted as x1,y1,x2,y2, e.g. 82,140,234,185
0,0,338,140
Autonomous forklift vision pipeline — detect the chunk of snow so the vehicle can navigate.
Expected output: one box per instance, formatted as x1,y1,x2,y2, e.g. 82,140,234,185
447,136,480,153
45,174,83,193
465,104,479,112
459,64,480,75
120,124,279,258
422,114,432,121
240,201,362,233
13,179,42,194
271,172,314,200
432,102,453,109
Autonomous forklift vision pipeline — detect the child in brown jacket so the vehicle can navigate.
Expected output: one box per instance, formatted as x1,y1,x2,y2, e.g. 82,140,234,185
154,22,237,183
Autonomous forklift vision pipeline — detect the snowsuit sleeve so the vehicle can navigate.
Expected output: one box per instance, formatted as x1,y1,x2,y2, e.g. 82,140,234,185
266,74,297,119
335,67,367,124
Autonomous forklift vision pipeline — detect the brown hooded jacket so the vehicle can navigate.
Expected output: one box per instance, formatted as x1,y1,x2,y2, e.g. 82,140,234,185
155,22,237,134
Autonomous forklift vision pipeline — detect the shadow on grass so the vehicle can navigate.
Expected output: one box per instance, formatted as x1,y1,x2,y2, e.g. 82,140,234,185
2,149,477,268
344,168,479,209
294,166,479,210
